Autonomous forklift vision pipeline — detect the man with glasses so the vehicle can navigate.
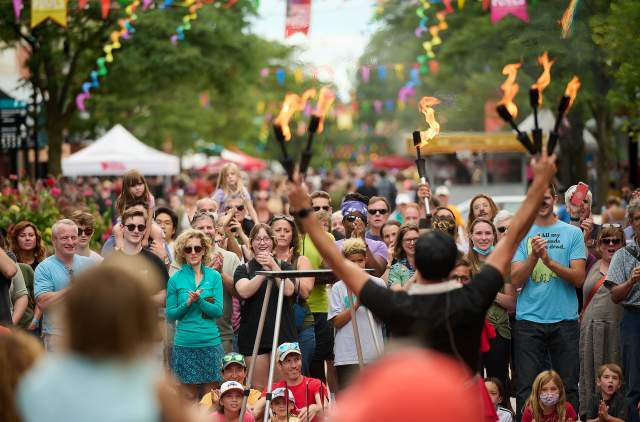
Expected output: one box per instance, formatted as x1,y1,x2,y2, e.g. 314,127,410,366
225,194,256,237
366,196,391,241
200,352,262,411
191,211,241,353
34,219,95,351
605,200,640,422
69,210,103,264
254,342,329,422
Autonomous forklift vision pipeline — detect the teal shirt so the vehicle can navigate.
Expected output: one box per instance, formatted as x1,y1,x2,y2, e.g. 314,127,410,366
166,264,224,347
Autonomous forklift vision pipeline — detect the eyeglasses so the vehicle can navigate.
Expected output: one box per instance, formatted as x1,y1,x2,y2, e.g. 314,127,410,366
225,205,245,212
497,226,509,233
403,237,418,244
184,245,204,254
600,238,622,246
602,223,622,229
368,208,388,215
77,227,93,236
222,353,246,365
277,342,300,354
253,236,272,244
344,215,358,223
125,224,146,232
313,206,331,212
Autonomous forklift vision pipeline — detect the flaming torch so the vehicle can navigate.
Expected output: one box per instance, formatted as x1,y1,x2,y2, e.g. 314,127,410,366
529,52,554,154
273,93,300,180
412,96,441,215
495,63,537,155
300,87,335,176
547,76,581,155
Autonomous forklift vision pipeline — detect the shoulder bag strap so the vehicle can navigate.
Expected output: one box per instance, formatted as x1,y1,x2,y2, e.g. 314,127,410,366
579,274,607,321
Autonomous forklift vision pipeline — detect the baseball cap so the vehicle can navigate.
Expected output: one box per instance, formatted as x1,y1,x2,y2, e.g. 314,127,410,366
435,186,450,197
221,352,247,370
277,342,301,361
220,381,244,398
272,387,296,404
396,193,412,205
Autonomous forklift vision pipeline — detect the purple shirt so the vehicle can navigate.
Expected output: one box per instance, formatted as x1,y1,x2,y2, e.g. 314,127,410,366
335,237,388,262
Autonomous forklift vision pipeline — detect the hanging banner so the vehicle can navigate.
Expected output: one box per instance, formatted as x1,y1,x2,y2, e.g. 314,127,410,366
285,0,311,38
490,0,528,24
31,0,67,27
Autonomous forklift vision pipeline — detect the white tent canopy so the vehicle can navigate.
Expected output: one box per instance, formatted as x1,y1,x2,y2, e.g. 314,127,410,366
62,124,180,176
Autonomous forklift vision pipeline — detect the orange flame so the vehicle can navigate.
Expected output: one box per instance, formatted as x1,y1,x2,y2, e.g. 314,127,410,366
417,96,441,145
564,76,581,108
273,93,301,141
531,52,554,105
314,87,335,133
299,89,317,112
498,63,521,118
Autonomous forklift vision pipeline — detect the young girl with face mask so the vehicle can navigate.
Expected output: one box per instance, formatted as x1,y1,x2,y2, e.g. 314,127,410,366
521,370,577,422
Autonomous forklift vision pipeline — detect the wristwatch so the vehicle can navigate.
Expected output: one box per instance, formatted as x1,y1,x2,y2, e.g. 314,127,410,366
292,207,314,219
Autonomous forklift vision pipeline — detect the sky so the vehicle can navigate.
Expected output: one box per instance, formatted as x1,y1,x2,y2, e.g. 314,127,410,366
249,0,380,100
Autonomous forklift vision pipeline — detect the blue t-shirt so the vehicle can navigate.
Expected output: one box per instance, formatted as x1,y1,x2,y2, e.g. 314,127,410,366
34,254,94,335
512,220,586,323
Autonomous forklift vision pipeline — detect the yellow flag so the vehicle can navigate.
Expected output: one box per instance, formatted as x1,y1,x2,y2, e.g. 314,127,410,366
32,0,67,28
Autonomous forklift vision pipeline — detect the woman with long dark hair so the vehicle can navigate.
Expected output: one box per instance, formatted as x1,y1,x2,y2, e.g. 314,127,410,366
387,224,420,291
9,221,46,270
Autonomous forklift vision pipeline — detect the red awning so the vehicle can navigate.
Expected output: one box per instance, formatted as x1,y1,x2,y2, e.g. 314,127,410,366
221,149,267,171
371,154,414,170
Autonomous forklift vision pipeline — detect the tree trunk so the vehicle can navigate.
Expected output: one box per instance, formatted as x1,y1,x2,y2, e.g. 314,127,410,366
593,104,613,208
46,118,64,176
558,105,587,190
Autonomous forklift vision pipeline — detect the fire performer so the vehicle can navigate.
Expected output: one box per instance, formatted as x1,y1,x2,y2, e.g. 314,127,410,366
286,150,558,411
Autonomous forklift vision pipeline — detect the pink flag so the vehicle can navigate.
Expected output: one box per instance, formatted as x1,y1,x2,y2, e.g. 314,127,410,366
12,0,22,19
491,0,529,24
285,0,311,38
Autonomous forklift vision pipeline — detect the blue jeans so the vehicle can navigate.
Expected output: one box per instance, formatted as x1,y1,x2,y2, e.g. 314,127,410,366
297,326,316,376
621,307,640,422
513,319,579,419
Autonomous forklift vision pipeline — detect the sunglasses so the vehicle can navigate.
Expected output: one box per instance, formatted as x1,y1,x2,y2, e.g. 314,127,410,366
225,205,245,212
270,214,294,224
602,223,622,229
184,245,204,254
125,224,146,232
222,353,246,365
497,226,509,233
368,208,388,215
77,227,93,236
600,238,622,246
277,342,300,354
313,206,331,212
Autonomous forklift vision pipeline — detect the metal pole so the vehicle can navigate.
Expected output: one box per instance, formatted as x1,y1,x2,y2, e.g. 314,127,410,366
347,287,365,369
262,277,286,422
365,309,383,357
239,279,273,422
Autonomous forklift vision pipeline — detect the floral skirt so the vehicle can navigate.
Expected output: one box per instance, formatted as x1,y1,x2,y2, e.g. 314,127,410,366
171,344,224,384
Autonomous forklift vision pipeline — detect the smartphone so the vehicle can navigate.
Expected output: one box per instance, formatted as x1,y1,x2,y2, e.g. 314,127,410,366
570,182,589,207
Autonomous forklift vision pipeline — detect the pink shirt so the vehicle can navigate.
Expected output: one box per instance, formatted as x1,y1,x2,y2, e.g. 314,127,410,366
211,410,255,422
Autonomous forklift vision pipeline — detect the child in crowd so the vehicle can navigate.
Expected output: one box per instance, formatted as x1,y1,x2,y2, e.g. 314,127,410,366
214,381,255,422
328,238,384,390
485,377,515,422
213,163,250,211
113,170,160,250
586,363,628,422
522,370,577,422
269,387,300,422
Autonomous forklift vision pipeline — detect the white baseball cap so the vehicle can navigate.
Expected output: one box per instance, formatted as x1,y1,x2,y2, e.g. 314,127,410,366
272,387,296,404
435,186,450,197
396,193,412,205
220,381,244,398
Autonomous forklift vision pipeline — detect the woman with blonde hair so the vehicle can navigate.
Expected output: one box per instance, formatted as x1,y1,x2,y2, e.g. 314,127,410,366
0,330,44,422
213,163,250,211
166,229,224,400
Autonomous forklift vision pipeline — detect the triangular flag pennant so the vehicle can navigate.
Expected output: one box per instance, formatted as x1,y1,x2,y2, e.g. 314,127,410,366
491,0,529,24
101,0,110,18
31,0,67,27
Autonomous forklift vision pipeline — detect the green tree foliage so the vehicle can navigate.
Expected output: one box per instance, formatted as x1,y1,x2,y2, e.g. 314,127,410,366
0,0,299,173
357,0,637,200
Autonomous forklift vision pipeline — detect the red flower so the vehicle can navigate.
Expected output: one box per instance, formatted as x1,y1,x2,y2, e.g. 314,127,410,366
46,178,56,187
50,187,61,198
